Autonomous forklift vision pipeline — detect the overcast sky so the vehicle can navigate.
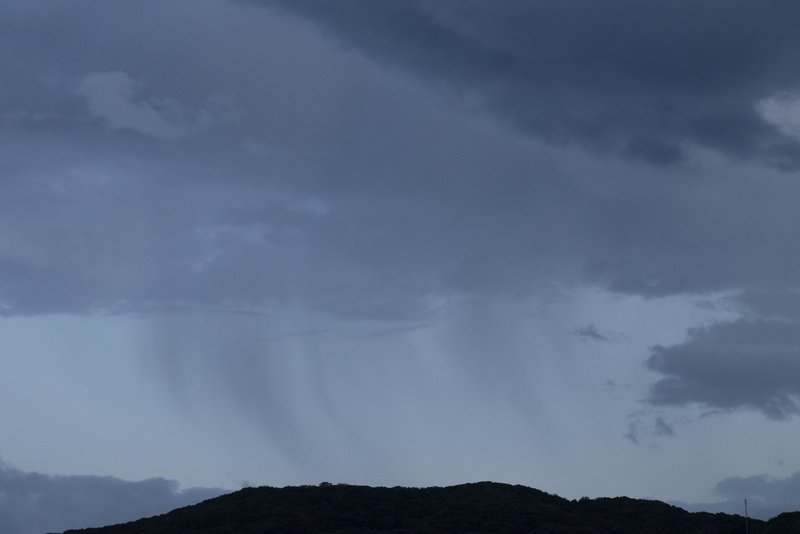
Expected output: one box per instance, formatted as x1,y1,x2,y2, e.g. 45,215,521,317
4,1,800,531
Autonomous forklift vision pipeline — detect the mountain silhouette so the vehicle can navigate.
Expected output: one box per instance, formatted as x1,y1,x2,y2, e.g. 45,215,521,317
62,481,799,533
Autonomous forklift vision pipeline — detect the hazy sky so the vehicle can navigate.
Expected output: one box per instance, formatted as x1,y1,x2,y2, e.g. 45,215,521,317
4,1,800,531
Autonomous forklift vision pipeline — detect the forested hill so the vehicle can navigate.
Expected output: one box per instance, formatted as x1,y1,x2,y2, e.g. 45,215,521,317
63,481,800,533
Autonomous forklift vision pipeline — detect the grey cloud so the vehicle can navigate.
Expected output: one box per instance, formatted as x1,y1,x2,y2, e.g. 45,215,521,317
643,292,800,423
653,416,675,438
623,419,641,445
253,0,800,167
0,458,225,534
645,319,800,419
574,324,609,342
3,0,800,328
624,410,676,445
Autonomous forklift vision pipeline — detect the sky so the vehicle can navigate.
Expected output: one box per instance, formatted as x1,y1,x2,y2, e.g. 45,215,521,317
4,0,800,531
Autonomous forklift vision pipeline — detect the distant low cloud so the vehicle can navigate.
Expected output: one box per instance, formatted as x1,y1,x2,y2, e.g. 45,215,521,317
0,458,225,534
679,471,800,520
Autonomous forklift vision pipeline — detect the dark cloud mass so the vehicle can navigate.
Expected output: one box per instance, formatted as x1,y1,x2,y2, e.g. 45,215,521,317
641,283,800,424
1,0,799,317
0,459,224,534
256,0,800,167
646,319,800,419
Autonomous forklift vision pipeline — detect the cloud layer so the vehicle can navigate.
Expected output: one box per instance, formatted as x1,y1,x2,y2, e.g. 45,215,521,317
1,0,799,319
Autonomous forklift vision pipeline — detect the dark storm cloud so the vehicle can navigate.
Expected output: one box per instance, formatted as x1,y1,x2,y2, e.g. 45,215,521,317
3,0,800,321
4,0,800,424
0,458,224,534
253,0,800,167
645,319,800,419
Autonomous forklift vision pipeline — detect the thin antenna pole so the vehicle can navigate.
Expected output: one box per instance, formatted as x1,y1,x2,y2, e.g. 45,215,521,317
744,498,749,534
